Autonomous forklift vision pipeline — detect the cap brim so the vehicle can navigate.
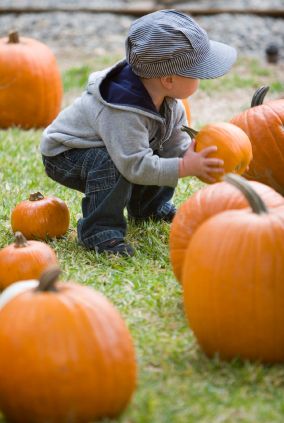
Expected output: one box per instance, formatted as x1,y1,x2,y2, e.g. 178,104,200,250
177,40,237,79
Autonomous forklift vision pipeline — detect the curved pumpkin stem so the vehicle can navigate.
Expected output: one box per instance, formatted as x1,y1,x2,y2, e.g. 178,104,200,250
29,192,44,201
251,86,270,107
8,31,19,44
14,232,28,248
36,266,61,292
181,125,199,138
224,174,268,215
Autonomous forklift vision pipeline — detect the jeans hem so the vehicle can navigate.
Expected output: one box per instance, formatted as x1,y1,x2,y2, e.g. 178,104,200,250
77,229,124,249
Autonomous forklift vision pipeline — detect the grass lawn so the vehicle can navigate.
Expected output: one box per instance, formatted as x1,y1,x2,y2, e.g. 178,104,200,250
0,56,284,422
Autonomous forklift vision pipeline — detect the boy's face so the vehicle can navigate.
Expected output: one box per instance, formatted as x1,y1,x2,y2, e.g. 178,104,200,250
162,75,200,99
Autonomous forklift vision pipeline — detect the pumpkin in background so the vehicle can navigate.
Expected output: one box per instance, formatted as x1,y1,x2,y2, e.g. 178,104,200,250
11,192,70,239
230,86,284,195
0,267,137,422
0,31,62,129
182,122,252,183
181,98,191,124
182,174,284,363
169,180,284,282
0,232,58,290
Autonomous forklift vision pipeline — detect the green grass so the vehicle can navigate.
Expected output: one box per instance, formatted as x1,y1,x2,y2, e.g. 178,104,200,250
0,56,284,422
1,133,284,423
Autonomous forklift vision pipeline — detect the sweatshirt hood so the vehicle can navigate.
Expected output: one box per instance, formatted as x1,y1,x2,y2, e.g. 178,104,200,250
86,60,163,116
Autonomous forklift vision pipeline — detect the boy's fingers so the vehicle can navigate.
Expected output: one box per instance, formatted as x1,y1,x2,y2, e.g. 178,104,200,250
200,145,218,156
206,167,224,174
206,158,224,167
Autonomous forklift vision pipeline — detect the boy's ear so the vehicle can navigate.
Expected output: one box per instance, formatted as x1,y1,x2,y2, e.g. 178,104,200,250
160,75,174,89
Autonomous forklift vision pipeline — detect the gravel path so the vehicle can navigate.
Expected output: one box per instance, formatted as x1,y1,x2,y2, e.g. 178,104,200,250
0,1,283,65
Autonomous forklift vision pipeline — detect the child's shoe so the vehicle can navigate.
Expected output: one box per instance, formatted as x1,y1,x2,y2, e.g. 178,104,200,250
129,203,176,224
96,239,134,257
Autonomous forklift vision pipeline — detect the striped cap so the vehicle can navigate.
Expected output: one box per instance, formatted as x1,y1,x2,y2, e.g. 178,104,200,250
125,10,237,79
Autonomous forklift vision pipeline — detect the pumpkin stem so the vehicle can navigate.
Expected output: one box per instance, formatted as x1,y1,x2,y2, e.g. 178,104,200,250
36,266,61,292
181,125,199,138
29,192,44,201
224,174,268,215
8,31,20,44
14,232,28,248
251,86,270,107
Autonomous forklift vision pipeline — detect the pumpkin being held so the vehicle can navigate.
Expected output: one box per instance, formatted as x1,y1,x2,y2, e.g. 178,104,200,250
0,267,137,422
0,232,58,291
182,122,252,183
11,192,70,240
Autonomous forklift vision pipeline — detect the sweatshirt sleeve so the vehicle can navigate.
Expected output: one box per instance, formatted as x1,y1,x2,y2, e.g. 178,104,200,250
94,107,180,187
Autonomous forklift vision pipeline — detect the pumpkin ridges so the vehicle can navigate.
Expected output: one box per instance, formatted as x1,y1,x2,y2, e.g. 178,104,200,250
169,180,284,282
231,89,284,194
11,194,70,240
0,34,62,129
182,175,284,362
0,281,136,421
0,234,58,290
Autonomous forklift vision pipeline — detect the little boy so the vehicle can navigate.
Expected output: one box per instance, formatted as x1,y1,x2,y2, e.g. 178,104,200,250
41,10,237,256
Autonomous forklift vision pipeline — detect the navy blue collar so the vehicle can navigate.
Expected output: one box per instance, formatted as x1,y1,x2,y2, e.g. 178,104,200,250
100,61,160,115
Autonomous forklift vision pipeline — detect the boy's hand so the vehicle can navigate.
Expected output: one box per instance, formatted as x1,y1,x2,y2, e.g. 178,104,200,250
179,140,225,183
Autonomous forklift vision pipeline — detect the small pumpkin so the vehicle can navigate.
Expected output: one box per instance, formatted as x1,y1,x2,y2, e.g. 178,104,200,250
0,267,137,422
230,86,284,195
11,192,70,239
0,232,58,291
182,174,284,363
169,180,284,282
182,122,253,183
181,98,191,124
0,31,62,129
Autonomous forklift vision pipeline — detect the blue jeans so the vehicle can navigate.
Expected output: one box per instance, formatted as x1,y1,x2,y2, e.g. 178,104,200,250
42,147,175,249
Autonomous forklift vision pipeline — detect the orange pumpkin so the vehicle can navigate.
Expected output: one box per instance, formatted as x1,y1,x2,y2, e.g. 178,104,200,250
182,174,284,363
0,232,58,290
0,31,62,129
181,98,191,124
11,192,70,239
0,267,137,422
230,86,284,195
169,180,284,282
182,122,253,183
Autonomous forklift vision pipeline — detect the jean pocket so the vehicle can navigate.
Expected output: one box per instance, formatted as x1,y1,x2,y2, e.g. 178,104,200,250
86,168,117,194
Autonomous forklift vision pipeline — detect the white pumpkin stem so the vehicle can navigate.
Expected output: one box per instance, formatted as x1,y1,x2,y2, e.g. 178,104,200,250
8,31,19,44
224,174,268,214
181,125,199,138
251,86,270,107
36,266,61,292
29,192,44,201
14,232,28,248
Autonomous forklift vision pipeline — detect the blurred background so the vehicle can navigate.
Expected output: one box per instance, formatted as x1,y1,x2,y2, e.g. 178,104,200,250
1,0,283,66
1,0,283,123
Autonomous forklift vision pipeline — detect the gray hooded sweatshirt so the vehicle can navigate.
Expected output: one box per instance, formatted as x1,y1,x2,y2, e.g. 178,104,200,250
40,60,190,188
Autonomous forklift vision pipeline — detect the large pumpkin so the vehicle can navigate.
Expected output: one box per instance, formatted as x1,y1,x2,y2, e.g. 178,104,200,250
11,191,70,239
0,267,137,422
182,174,284,363
169,180,284,282
0,232,58,290
230,86,284,195
0,31,62,129
182,122,252,183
